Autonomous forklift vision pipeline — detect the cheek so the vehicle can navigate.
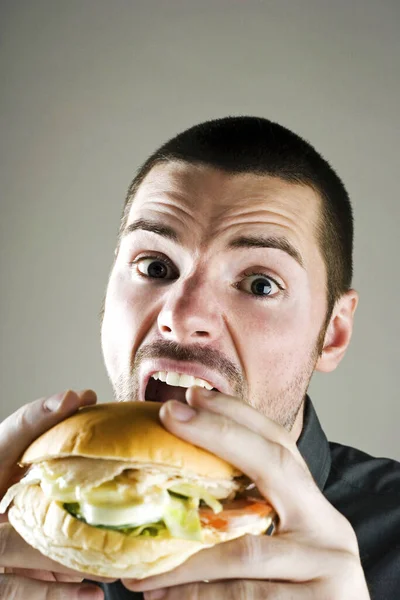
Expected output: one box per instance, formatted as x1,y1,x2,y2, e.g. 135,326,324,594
240,295,322,385
101,271,156,375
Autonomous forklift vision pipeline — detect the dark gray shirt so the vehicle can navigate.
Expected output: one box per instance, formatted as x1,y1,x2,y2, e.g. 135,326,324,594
90,397,400,599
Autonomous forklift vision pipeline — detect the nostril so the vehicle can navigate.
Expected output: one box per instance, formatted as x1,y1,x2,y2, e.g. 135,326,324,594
160,325,172,333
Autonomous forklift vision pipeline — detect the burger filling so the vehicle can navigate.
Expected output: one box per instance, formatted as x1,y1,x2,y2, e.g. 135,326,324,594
0,458,274,541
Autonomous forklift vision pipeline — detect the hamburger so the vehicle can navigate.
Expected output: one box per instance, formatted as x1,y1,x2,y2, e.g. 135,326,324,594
0,401,276,579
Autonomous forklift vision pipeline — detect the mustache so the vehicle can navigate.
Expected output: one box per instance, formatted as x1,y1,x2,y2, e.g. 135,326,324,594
132,340,244,394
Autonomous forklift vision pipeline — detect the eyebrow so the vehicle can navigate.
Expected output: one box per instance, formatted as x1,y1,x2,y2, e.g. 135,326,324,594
122,218,179,242
228,235,304,268
122,218,304,268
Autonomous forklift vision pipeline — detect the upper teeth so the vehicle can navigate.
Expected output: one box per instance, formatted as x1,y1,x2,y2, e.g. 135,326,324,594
151,371,214,390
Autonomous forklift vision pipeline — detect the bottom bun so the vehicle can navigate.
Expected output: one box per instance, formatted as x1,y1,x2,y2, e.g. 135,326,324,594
9,485,272,579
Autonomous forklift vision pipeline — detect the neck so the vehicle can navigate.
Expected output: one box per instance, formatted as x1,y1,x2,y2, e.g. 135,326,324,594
289,399,305,443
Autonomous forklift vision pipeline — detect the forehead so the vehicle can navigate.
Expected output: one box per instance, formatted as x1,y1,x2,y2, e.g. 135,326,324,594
128,161,322,253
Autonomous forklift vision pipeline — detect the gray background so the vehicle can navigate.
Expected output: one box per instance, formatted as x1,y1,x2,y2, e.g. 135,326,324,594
1,1,399,459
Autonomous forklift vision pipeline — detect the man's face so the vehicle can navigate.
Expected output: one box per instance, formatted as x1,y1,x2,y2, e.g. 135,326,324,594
101,162,328,435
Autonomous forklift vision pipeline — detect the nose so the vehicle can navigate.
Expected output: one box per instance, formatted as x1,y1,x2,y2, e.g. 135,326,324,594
157,274,224,344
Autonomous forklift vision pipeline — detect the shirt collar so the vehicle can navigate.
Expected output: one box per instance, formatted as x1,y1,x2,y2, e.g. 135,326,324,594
296,395,331,491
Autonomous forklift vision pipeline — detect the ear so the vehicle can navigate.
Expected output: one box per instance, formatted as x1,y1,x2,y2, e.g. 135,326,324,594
315,289,359,373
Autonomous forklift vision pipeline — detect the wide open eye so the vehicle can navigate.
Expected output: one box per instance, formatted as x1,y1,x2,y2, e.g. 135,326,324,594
238,273,283,298
135,256,176,280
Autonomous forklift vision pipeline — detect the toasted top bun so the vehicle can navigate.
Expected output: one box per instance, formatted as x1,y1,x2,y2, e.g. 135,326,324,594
20,401,241,479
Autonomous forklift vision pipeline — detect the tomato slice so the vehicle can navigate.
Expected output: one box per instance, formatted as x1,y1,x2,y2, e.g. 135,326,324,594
199,496,274,531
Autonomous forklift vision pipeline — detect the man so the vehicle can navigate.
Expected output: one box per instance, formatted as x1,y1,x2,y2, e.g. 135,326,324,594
1,117,399,599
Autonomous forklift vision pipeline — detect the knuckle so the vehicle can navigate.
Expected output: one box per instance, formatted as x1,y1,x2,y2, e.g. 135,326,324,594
10,393,56,432
317,551,365,597
45,585,57,600
231,580,251,600
338,551,363,582
342,521,359,550
4,395,51,440
276,442,294,469
330,513,359,554
235,533,264,565
13,405,31,434
8,401,41,438
218,415,234,438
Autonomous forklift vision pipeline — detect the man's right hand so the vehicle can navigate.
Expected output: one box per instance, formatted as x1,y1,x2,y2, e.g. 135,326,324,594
0,389,113,599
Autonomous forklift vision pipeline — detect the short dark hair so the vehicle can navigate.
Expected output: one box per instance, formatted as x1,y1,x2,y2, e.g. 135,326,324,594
118,116,353,322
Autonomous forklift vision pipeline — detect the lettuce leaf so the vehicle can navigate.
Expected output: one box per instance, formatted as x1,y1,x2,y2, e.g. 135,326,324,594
163,495,202,542
167,483,222,513
100,522,167,537
64,502,81,519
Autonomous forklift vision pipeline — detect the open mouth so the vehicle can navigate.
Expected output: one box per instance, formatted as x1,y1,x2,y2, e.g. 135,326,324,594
145,372,219,404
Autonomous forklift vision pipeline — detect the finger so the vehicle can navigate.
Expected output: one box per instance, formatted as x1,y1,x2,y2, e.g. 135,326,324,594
187,387,296,450
142,580,319,599
0,523,115,583
123,534,339,592
4,567,83,582
53,572,86,583
187,388,309,470
0,389,97,493
159,400,343,539
0,573,104,599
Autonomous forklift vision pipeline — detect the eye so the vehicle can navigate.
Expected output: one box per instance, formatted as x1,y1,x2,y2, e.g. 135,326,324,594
237,273,284,298
134,256,177,280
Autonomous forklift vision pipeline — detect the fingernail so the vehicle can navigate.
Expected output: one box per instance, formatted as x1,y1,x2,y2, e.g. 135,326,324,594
44,390,74,412
78,389,98,403
168,400,196,421
79,584,103,599
144,589,167,600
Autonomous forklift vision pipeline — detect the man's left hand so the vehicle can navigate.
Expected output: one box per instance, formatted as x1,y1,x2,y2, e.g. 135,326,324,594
122,388,370,599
